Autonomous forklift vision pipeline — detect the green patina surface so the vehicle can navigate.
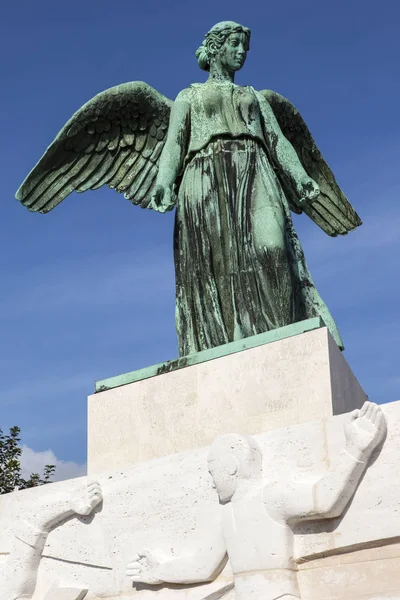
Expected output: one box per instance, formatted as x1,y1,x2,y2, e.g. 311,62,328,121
95,317,324,393
15,21,362,359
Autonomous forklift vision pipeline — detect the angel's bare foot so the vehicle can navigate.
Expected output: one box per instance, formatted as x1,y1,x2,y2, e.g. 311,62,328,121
70,480,103,516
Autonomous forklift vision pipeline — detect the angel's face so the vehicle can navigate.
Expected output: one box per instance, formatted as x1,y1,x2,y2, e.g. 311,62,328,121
217,32,248,72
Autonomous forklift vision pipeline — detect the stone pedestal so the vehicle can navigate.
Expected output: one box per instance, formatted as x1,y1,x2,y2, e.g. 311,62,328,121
87,319,367,474
1,316,399,600
2,400,400,600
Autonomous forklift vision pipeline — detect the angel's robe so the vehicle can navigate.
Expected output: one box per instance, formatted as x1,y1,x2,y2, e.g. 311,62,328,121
173,81,344,355
15,78,353,357
179,83,268,165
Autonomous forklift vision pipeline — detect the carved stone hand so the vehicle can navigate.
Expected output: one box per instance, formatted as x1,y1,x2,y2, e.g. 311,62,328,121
344,401,386,459
126,548,165,585
70,480,103,516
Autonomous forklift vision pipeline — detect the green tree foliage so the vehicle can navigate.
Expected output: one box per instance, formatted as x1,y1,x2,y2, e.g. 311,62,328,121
0,426,56,494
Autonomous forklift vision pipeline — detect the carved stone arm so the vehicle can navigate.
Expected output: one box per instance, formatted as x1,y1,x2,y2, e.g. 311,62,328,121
274,402,386,523
155,548,228,585
1,481,102,600
279,449,370,523
127,532,227,586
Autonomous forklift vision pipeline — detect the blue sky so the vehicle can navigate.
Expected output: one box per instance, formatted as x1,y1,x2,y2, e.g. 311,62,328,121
1,0,399,476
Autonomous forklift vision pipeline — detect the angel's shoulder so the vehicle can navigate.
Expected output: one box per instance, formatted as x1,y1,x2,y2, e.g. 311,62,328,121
253,88,268,101
176,82,212,100
174,86,195,103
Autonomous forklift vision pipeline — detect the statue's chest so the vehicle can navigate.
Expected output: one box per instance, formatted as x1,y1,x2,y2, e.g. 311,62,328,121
222,495,294,574
201,86,260,125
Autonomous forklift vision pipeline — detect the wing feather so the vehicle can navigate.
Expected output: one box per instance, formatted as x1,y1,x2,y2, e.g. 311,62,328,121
150,142,163,163
138,170,158,208
108,152,140,189
39,154,98,213
28,154,92,211
141,133,158,158
260,90,362,236
306,197,347,236
134,130,148,153
76,151,116,192
117,155,147,194
16,82,173,213
23,155,80,207
90,149,128,190
125,160,157,203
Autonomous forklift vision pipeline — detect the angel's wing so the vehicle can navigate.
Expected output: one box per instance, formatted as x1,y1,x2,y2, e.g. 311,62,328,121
261,89,362,237
16,82,173,213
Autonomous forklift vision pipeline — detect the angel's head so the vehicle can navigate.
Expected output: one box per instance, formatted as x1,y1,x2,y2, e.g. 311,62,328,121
196,21,251,74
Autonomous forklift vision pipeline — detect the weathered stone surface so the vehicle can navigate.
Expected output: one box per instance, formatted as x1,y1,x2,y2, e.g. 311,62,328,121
95,317,324,393
88,326,366,473
1,400,400,599
43,586,88,600
0,481,102,599
127,402,386,598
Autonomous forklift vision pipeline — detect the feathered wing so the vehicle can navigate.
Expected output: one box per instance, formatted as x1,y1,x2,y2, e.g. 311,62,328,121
16,82,173,213
261,89,362,237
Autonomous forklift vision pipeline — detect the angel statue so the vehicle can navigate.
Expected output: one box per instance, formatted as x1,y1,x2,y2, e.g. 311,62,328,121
16,20,361,356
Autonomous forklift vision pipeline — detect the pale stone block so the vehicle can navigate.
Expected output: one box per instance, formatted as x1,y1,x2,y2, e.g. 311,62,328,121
0,400,397,599
88,325,366,473
194,403,386,599
297,544,400,599
293,400,400,559
43,585,88,600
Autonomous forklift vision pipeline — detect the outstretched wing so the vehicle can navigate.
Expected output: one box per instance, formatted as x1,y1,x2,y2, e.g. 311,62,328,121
261,89,362,237
16,82,172,213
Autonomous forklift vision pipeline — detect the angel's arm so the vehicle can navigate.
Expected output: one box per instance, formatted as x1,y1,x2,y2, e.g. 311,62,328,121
257,92,319,203
155,89,191,191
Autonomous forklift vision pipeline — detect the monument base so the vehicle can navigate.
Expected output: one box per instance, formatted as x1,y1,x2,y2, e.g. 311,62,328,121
88,319,367,474
1,400,399,600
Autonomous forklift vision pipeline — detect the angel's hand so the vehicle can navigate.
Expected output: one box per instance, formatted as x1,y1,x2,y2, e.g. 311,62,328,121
297,176,320,204
149,185,176,213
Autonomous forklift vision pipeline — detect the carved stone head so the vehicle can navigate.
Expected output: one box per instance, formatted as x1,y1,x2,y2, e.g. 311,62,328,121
196,21,251,73
207,433,262,503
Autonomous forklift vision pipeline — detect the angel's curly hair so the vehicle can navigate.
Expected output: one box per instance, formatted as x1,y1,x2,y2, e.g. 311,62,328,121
196,21,251,72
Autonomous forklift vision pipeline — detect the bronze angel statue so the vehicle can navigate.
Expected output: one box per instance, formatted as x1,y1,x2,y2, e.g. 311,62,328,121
16,21,361,356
